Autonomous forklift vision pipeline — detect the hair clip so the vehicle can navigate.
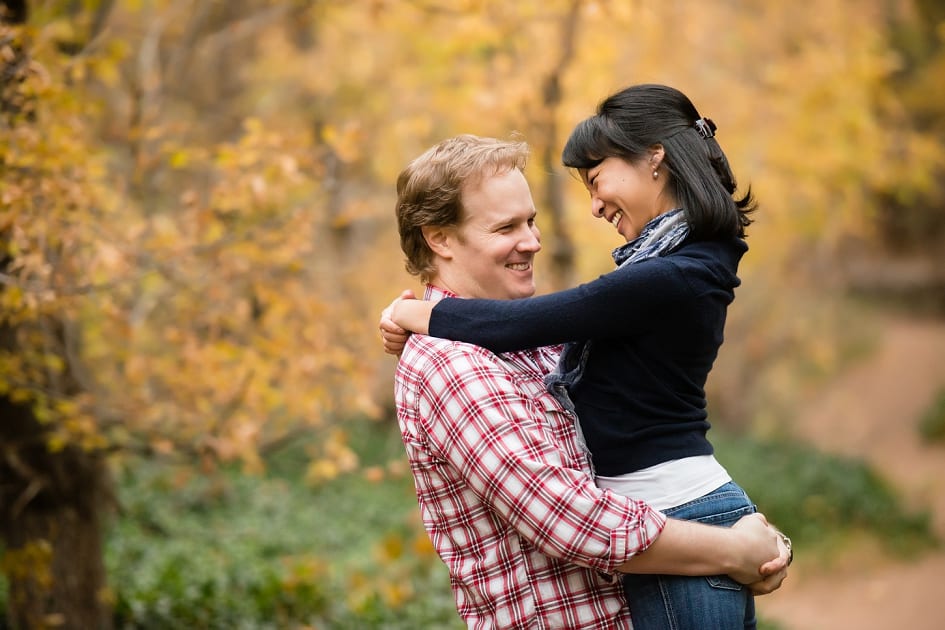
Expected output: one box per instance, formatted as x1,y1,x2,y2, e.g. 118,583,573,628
694,117,717,139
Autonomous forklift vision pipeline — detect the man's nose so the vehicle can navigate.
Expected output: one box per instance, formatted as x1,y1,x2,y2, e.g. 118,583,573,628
519,226,541,251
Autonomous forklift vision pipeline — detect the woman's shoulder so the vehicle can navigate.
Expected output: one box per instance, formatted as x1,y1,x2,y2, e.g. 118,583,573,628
673,237,747,263
664,238,745,286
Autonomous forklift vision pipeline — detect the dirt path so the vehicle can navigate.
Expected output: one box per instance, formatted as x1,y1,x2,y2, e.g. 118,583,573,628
756,316,945,630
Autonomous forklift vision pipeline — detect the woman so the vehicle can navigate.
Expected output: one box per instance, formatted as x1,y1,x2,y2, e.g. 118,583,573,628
383,84,785,630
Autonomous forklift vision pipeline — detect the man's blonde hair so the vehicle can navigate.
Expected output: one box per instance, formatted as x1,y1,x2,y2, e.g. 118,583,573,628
395,134,529,282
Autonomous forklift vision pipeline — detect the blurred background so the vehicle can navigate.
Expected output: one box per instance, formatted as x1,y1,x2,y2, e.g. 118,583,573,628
2,0,944,628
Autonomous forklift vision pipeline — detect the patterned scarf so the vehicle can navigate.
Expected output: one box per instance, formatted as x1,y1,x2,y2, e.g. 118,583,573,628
611,207,690,268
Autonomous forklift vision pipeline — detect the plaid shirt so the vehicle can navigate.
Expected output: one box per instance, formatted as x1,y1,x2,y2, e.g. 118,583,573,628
394,286,667,629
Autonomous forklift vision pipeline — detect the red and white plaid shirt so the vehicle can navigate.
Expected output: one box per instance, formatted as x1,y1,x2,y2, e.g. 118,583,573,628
394,285,667,629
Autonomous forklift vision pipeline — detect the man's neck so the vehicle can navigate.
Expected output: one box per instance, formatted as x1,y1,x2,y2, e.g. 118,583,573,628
426,270,467,298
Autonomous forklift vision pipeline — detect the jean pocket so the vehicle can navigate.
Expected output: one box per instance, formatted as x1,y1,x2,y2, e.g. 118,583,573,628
693,503,756,527
706,574,744,592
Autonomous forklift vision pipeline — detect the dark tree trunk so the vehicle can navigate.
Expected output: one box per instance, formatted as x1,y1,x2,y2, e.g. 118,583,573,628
2,3,114,627
0,401,112,630
535,0,582,291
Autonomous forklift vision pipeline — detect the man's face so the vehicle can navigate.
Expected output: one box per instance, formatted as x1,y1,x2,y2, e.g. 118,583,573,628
440,168,542,300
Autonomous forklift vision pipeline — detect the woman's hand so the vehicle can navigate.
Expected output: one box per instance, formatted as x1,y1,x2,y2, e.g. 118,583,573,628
379,290,416,356
391,297,435,335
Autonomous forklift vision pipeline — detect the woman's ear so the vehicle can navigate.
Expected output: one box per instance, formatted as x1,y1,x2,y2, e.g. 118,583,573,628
421,225,453,259
648,144,665,170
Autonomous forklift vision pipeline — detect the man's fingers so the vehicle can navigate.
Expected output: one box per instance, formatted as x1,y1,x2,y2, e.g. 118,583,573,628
748,567,787,595
759,531,792,575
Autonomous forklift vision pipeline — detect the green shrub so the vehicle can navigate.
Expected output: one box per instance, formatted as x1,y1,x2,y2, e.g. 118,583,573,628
715,432,937,557
108,469,333,628
106,419,462,629
1,422,936,627
919,386,945,443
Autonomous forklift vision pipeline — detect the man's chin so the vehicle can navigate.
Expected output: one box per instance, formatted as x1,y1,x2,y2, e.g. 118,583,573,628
484,279,536,300
510,284,536,299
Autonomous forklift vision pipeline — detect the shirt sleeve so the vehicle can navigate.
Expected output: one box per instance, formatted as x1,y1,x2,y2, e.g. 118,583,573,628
414,343,666,572
429,257,690,353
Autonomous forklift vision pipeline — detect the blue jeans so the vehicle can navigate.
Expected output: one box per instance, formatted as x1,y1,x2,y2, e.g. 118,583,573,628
622,482,758,630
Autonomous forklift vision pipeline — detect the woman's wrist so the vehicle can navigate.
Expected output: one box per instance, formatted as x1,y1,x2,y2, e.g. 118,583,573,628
392,299,434,335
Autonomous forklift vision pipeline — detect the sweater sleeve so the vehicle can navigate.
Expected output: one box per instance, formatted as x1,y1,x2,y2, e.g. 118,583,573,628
430,257,689,353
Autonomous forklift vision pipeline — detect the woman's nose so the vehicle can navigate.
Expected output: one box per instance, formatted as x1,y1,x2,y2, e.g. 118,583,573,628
590,196,605,218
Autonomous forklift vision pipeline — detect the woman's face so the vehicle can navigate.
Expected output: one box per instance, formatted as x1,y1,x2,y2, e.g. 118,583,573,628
581,154,675,241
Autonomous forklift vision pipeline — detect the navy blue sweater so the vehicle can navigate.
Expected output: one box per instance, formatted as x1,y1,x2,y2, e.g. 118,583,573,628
429,238,747,476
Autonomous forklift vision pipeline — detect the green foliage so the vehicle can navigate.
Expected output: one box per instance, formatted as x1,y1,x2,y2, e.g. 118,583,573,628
108,471,328,628
2,422,936,627
715,432,937,558
99,426,939,627
919,386,945,444
104,419,461,629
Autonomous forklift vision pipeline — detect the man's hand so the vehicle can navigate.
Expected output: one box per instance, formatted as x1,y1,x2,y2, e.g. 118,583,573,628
728,513,791,591
749,530,792,595
612,511,790,592
379,289,415,356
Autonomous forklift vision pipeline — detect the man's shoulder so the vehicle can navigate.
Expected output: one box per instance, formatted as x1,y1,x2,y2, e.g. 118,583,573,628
398,335,552,380
398,334,496,372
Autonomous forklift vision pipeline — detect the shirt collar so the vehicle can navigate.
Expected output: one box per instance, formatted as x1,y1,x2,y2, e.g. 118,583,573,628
424,284,458,301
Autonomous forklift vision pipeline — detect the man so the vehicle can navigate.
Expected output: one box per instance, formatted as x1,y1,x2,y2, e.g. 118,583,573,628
382,135,788,628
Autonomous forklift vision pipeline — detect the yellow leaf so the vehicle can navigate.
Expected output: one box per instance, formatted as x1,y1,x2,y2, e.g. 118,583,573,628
169,150,190,169
305,459,339,484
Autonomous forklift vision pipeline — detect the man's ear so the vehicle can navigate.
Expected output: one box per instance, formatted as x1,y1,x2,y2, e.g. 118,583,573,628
421,225,453,259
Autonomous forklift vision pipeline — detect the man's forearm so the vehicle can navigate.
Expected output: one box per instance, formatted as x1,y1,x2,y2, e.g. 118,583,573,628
617,519,739,575
615,514,783,584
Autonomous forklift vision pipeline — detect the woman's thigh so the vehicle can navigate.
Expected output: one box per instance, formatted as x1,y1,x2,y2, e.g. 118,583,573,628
622,482,758,630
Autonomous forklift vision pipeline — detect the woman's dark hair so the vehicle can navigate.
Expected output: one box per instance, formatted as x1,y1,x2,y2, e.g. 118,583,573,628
562,84,756,239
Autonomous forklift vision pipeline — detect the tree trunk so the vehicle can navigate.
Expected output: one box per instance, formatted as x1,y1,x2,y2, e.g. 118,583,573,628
535,0,582,291
1,398,113,630
2,6,113,622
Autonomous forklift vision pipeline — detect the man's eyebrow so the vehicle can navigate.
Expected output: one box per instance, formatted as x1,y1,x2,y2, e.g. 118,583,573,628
487,212,533,229
487,216,516,228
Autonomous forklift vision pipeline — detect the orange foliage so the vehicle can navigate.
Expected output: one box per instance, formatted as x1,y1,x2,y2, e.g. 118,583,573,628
2,0,942,475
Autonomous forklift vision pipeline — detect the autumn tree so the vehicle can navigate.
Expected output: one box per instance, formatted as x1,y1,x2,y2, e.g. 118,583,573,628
2,0,943,626
0,1,378,626
1,2,115,628
859,0,945,307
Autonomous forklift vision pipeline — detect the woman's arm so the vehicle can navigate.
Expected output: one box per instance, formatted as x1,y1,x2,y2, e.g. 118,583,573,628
390,298,434,336
422,260,685,353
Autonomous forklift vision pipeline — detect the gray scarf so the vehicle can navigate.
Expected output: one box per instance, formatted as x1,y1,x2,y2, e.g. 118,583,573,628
612,207,690,267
